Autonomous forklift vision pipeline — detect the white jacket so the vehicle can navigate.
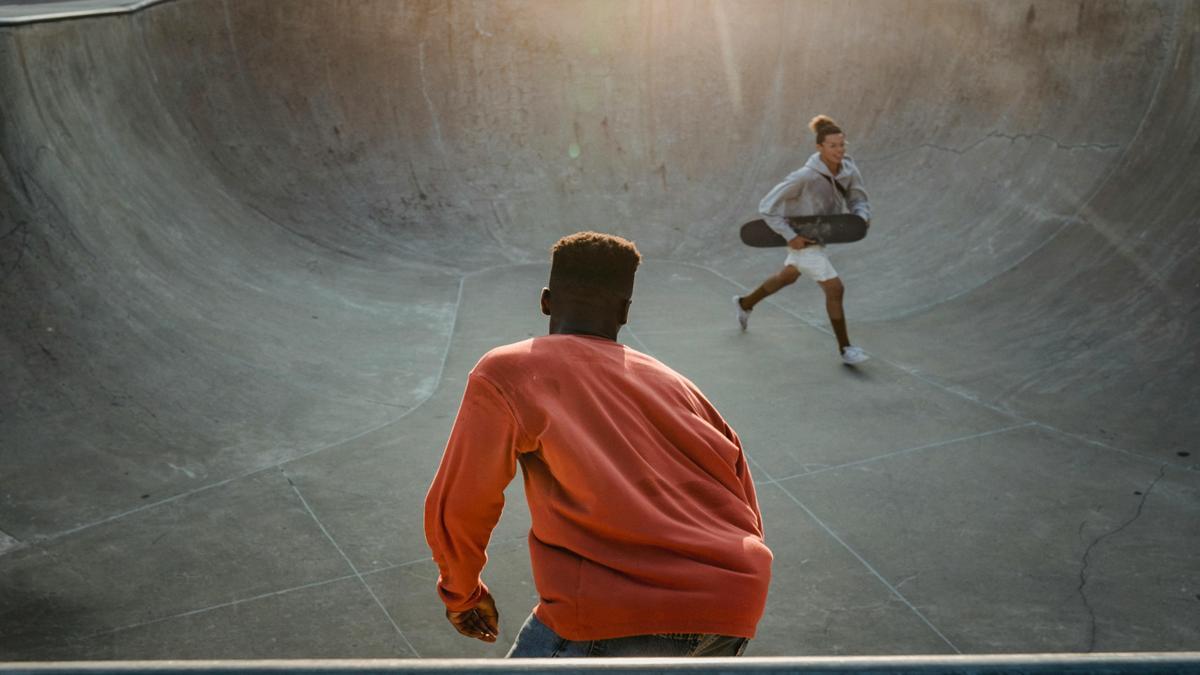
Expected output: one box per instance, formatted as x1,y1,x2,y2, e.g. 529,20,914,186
759,153,871,240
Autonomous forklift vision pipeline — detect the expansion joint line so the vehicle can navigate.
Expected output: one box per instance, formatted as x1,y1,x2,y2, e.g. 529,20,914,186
767,422,1037,483
286,472,421,657
23,275,468,549
75,556,435,644
1076,465,1167,652
748,456,962,654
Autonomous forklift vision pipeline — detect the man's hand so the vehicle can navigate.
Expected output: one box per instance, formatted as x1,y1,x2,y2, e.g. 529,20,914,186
446,591,499,643
788,235,815,250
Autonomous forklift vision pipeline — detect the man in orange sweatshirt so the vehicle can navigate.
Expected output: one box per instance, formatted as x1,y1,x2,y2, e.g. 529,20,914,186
424,231,772,657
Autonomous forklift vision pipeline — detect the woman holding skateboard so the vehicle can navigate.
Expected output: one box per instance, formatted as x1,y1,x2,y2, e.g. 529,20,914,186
733,114,872,365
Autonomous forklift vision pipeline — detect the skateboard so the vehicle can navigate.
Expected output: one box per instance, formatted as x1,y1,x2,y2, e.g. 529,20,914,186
739,214,868,247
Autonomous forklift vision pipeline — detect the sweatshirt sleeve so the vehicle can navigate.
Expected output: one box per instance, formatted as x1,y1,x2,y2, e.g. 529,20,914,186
423,371,527,612
758,172,807,240
846,167,871,223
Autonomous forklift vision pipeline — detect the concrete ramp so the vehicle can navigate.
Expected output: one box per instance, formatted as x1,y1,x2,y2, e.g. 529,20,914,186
1,0,1197,659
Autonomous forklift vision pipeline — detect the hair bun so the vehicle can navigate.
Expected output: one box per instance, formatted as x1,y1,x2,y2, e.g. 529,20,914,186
809,114,838,133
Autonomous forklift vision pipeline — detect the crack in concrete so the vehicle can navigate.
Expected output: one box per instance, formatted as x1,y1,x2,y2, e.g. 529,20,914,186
0,218,32,286
417,42,446,153
1076,465,1167,652
866,130,1121,163
0,528,24,556
982,131,1121,152
927,131,1122,155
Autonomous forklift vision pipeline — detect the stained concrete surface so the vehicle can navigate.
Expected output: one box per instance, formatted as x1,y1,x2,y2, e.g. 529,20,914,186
1,0,1198,660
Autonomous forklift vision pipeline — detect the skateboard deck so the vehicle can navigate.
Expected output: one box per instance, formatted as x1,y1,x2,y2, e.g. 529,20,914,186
740,214,868,247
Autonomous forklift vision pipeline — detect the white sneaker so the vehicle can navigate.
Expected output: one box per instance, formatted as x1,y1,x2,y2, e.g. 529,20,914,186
841,345,870,365
733,296,751,331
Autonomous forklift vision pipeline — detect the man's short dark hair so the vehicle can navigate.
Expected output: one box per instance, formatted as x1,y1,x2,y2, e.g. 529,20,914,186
548,231,642,300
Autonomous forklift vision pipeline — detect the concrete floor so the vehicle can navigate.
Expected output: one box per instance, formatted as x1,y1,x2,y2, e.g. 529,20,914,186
1,0,1198,661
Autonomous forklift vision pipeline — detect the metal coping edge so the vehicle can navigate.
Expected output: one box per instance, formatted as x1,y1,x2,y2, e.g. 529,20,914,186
0,0,173,26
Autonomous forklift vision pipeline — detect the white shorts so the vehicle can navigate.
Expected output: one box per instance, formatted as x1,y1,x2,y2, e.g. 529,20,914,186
784,245,838,282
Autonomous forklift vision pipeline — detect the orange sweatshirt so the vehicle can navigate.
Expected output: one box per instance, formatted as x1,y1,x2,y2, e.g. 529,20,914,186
424,334,772,641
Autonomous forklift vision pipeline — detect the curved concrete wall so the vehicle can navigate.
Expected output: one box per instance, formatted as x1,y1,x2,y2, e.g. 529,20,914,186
0,0,1197,652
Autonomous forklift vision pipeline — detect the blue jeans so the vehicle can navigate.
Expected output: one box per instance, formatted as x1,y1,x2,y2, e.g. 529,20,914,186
505,613,749,657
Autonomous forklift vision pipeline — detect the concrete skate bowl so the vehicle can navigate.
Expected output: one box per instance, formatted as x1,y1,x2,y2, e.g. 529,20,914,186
1,0,1198,659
